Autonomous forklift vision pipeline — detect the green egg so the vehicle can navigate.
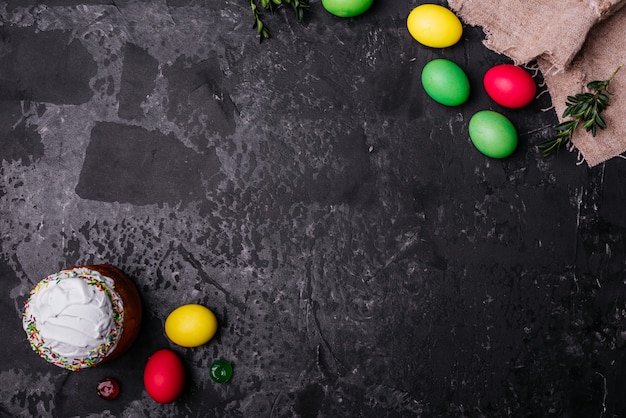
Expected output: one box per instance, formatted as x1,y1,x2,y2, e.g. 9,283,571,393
421,59,470,106
322,0,374,17
468,110,518,158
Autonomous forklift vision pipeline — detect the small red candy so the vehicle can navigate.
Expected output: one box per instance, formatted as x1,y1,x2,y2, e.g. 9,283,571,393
483,64,536,108
96,377,120,400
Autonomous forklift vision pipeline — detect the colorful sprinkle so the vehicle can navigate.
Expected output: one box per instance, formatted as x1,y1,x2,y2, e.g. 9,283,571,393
22,268,125,371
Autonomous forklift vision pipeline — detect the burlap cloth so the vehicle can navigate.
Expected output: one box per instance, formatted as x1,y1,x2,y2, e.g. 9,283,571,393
448,0,626,166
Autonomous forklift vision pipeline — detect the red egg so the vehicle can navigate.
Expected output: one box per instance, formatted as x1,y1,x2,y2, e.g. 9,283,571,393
483,64,536,108
144,349,186,403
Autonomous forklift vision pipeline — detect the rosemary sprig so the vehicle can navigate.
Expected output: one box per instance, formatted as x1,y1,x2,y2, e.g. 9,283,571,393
539,64,622,157
249,0,309,42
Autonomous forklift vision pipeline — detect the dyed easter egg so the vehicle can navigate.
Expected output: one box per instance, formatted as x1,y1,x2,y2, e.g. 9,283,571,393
484,64,536,108
421,59,470,106
407,4,463,48
165,304,218,347
322,0,374,17
468,110,518,158
144,349,186,404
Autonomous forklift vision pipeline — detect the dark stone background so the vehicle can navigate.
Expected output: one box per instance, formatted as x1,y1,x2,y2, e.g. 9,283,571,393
1,1,626,417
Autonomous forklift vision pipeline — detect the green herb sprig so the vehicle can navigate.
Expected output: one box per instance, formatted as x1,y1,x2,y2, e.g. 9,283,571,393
540,65,622,157
249,0,309,42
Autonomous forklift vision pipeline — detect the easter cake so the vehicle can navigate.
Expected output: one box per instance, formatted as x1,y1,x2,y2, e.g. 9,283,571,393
22,264,142,371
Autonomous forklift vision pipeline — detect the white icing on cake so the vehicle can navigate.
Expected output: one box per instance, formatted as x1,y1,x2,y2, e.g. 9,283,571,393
22,267,124,370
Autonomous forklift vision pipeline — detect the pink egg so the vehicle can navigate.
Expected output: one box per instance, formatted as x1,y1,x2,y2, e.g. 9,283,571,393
483,64,536,108
144,349,186,403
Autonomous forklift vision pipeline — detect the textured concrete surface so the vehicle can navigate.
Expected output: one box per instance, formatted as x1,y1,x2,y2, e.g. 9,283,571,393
2,1,626,417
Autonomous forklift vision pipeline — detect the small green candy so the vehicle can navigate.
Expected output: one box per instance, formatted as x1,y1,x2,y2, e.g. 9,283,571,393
210,359,233,383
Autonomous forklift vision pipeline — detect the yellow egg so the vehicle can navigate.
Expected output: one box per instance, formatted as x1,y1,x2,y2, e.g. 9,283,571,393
407,4,463,48
165,304,218,347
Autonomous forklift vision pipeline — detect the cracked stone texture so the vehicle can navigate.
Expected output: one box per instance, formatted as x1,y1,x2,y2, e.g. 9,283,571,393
1,1,626,417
